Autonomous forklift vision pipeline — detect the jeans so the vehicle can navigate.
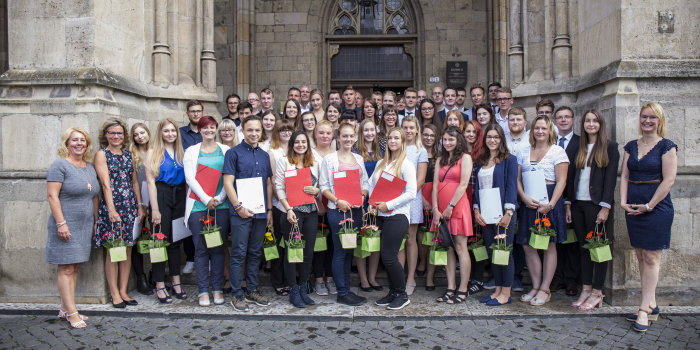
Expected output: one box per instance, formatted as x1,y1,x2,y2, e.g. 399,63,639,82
378,215,409,293
152,182,185,283
229,215,267,297
188,209,230,294
327,208,361,296
482,212,517,288
572,200,612,290
280,210,317,286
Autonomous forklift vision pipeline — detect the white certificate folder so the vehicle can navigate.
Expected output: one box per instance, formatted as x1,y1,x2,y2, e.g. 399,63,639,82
522,169,549,203
236,177,266,214
479,187,503,225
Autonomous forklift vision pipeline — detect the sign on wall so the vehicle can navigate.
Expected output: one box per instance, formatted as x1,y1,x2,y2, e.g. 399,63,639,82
446,61,468,88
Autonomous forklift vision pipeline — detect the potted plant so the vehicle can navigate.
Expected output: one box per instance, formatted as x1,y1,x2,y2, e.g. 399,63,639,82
468,229,488,262
338,212,358,249
199,209,222,248
148,227,170,263
583,224,612,263
314,219,328,252
286,222,305,263
399,232,409,251
102,223,127,262
136,225,151,255
528,213,556,250
429,236,449,266
489,228,511,266
360,212,381,252
263,225,279,260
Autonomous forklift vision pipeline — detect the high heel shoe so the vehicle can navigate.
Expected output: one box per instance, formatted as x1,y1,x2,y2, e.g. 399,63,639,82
156,287,173,304
530,289,551,306
171,283,187,299
65,311,87,329
578,291,604,311
572,289,592,308
58,310,88,321
626,305,659,322
633,307,652,332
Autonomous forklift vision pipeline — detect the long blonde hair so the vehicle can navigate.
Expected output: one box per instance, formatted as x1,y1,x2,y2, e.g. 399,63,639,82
147,118,184,178
374,127,407,180
401,116,424,150
130,123,150,169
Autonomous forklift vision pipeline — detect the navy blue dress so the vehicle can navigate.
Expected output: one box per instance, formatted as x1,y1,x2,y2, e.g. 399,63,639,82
624,138,677,250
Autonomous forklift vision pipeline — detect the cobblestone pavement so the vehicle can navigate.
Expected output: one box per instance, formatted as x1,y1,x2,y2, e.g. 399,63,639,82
1,313,698,350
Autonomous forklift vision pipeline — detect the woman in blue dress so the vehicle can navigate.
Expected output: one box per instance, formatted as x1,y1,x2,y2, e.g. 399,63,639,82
620,102,678,333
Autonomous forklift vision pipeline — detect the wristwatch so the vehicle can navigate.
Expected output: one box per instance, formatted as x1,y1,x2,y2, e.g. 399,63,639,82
645,203,652,212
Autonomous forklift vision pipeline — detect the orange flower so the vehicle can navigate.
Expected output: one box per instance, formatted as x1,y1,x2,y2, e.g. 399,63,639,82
203,219,212,225
534,218,541,225
586,231,593,239
543,218,551,227
597,231,603,236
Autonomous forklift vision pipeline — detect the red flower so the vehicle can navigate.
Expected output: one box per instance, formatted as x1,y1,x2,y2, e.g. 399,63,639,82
153,232,166,240
203,219,212,225
586,231,593,240
597,231,603,236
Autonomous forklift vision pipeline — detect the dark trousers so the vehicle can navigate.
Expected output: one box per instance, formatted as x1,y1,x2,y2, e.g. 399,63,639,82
229,215,266,297
312,214,333,278
482,212,517,288
131,239,146,276
280,210,317,286
327,208,362,296
188,209,230,294
513,243,525,282
571,200,611,290
269,207,286,289
152,182,186,283
378,215,409,293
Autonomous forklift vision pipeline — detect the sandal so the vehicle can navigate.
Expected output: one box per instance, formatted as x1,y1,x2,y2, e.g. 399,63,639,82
578,291,604,311
59,310,88,321
446,291,468,304
156,287,173,304
572,288,592,308
633,307,652,332
171,284,187,299
530,289,551,306
436,289,455,303
65,311,86,329
520,288,539,302
275,287,290,296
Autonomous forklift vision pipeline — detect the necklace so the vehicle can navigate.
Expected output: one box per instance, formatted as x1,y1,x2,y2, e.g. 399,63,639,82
68,158,94,191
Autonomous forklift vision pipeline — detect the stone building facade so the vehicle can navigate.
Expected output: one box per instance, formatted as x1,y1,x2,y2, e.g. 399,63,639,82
0,0,698,305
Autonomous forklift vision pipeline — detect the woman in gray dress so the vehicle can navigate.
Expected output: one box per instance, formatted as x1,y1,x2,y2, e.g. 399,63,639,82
46,127,100,328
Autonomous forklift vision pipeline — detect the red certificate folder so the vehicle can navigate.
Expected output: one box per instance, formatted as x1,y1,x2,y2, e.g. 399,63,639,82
333,169,362,207
189,164,222,201
368,171,407,214
284,167,315,207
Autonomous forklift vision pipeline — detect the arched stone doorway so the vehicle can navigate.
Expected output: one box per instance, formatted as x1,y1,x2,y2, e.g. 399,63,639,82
321,0,424,97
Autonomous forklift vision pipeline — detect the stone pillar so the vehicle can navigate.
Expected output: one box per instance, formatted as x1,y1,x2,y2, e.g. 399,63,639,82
552,0,572,79
201,0,216,92
195,0,203,87
235,0,254,94
153,0,171,86
507,0,524,83
169,0,179,85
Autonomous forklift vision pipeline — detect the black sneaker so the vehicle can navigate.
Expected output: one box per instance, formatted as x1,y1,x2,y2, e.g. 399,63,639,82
468,281,484,295
387,292,410,310
375,291,396,306
337,293,364,306
347,291,367,303
245,289,270,306
230,295,249,312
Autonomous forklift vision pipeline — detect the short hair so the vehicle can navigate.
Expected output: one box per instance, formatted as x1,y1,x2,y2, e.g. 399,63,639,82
98,118,129,149
372,90,383,98
404,87,417,95
260,88,274,97
343,85,355,94
444,87,456,94
469,84,485,95
197,115,218,130
340,110,357,122
457,87,467,94
241,115,263,128
327,90,340,100
186,99,203,112
57,127,93,162
536,98,555,111
497,87,512,95
383,90,397,101
237,101,252,113
225,93,240,103
639,102,668,137
509,106,527,119
288,87,300,95
488,82,502,90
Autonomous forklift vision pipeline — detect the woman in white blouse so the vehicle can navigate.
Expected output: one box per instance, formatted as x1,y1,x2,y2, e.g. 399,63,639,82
516,115,569,306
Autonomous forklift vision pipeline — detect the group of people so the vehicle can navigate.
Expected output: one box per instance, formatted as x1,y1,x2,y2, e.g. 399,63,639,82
47,83,676,333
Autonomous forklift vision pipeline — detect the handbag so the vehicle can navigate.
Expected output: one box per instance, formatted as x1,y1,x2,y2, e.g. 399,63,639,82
437,218,455,250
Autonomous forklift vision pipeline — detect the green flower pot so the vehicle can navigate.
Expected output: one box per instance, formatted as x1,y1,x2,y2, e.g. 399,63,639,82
422,230,435,246
353,245,370,258
340,233,357,249
429,250,447,266
264,245,279,260
287,247,304,263
491,249,510,266
361,236,381,252
471,245,488,262
562,228,577,244
109,246,127,262
149,247,168,263
399,238,406,251
314,236,328,252
529,233,550,250
589,245,612,263
203,230,223,248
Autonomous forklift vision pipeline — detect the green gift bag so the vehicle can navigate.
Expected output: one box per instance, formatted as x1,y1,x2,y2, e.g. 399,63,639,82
422,230,435,246
589,245,612,263
491,249,510,266
563,228,578,244
264,246,279,260
203,230,223,248
399,238,406,251
429,250,448,266
287,247,304,263
354,245,370,258
109,246,127,262
529,233,550,250
149,247,168,263
314,236,328,252
340,233,357,249
137,239,151,254
361,237,381,252
279,238,285,248
471,246,489,262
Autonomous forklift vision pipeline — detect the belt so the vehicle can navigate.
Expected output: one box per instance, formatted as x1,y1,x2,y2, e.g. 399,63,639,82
628,179,661,184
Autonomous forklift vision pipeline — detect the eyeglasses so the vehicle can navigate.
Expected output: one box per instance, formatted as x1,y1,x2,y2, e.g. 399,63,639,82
485,135,501,140
106,131,124,136
280,130,293,135
220,129,235,134
555,114,573,120
188,110,203,114
422,134,435,139
495,98,512,102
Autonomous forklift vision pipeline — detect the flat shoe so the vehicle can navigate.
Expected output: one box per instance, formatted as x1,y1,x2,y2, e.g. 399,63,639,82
425,285,436,291
123,299,138,306
479,296,494,303
486,297,512,306
112,301,126,309
370,284,384,291
359,285,373,292
406,283,417,296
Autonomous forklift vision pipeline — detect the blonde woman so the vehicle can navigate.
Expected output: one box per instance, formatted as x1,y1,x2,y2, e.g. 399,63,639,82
47,127,100,328
218,118,240,149
129,123,154,295
310,89,325,123
94,118,145,308
145,118,187,304
369,127,417,310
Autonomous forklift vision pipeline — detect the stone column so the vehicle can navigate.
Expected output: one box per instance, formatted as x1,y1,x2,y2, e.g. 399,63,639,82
153,0,171,86
507,0,524,83
235,0,254,94
552,0,572,79
195,0,203,87
201,0,216,92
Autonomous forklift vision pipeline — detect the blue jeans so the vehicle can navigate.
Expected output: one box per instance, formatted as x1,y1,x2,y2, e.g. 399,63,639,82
327,208,361,296
229,215,267,297
188,209,230,294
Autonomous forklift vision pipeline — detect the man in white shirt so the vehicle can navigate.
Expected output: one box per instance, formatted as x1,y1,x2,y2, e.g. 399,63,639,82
431,86,444,113
259,88,275,115
487,82,501,114
505,106,529,154
299,84,311,113
494,87,513,133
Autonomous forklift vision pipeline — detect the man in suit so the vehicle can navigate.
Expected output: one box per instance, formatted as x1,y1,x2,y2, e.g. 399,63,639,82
465,84,486,121
437,87,468,123
551,105,581,296
398,87,419,124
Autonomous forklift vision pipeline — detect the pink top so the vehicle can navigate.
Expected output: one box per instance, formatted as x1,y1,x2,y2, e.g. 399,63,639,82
338,158,361,172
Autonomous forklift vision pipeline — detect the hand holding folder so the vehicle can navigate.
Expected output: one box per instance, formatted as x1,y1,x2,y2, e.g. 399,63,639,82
368,171,407,214
284,167,315,207
189,164,222,202
333,169,362,207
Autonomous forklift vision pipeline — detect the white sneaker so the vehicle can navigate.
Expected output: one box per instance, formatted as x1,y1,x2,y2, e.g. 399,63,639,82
183,261,195,274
